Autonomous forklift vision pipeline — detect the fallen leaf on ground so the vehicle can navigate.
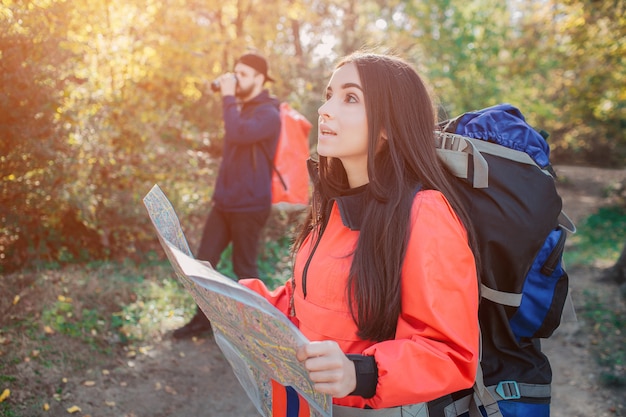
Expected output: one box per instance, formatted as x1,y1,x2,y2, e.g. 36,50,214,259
83,380,96,387
66,405,81,413
138,346,152,355
0,389,10,402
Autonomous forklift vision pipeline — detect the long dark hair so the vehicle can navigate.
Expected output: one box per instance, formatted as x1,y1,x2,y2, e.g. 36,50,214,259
294,51,477,342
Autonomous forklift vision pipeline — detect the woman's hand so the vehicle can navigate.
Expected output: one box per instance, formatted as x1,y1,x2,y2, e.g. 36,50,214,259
296,341,356,398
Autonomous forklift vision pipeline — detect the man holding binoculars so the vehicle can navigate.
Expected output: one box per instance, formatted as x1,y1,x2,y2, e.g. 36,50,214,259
173,52,282,339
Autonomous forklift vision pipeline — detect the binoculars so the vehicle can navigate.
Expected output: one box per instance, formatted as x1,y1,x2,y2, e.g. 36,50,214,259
210,76,238,92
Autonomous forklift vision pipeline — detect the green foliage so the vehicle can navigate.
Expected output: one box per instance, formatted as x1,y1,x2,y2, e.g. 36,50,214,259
546,0,626,166
564,206,626,267
396,0,513,115
259,235,295,287
41,302,106,347
111,277,193,344
0,403,19,417
580,290,626,387
14,211,296,352
564,204,626,387
1,0,624,274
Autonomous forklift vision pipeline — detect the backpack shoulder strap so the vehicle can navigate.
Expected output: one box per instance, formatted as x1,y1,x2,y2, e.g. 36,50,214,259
258,144,288,191
468,331,504,417
469,366,503,417
434,132,489,188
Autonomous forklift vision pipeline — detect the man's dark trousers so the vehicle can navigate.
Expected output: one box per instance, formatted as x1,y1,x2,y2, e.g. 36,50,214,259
196,205,271,279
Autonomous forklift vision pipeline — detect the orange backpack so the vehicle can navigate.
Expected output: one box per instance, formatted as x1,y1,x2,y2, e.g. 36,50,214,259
270,102,312,211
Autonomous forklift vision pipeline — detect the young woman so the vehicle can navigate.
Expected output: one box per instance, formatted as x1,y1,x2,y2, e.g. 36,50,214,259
241,51,480,414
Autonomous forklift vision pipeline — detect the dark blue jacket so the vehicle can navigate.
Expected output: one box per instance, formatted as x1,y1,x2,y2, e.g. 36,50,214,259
212,90,281,212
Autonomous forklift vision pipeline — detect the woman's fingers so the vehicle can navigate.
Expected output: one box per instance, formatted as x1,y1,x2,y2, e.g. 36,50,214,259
296,341,357,397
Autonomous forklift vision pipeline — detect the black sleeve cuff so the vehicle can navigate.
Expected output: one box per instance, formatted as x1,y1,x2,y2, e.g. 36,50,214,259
346,354,378,398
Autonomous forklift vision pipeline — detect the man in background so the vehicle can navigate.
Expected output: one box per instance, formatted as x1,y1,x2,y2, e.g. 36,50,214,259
173,52,281,339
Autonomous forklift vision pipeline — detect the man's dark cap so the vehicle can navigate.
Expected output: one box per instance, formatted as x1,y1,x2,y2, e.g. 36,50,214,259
236,53,275,83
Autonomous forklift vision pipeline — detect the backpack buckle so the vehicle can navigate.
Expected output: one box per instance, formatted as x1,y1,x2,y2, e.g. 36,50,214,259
496,381,521,400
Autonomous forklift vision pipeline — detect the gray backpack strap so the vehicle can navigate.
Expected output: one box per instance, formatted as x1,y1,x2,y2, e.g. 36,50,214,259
468,137,538,168
468,329,503,417
558,211,576,233
469,365,503,417
333,403,429,417
479,284,522,307
435,132,489,188
487,381,551,401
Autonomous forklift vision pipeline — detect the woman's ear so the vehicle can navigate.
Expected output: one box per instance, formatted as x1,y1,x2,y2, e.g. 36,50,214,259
376,130,388,153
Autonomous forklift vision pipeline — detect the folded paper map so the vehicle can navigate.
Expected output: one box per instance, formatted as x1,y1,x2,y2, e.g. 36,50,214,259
143,184,332,417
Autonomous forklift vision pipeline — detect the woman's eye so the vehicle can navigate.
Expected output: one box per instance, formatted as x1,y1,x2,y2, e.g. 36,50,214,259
346,94,358,103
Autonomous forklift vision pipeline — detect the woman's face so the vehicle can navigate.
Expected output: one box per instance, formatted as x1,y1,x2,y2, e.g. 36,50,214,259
317,63,369,186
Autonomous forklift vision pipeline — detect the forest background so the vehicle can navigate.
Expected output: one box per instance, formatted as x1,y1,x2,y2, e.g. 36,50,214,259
1,0,626,416
1,0,625,272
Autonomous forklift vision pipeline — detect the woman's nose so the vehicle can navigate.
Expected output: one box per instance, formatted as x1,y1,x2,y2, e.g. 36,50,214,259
318,101,331,119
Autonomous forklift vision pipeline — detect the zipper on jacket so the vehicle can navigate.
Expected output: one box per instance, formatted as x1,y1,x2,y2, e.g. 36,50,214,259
301,224,325,299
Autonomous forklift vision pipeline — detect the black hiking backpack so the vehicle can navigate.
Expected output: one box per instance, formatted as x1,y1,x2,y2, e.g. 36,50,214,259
434,103,576,417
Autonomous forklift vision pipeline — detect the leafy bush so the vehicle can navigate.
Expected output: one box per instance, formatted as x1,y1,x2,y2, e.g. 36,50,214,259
564,206,626,267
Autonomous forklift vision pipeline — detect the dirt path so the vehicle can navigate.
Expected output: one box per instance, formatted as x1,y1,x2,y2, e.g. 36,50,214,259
542,165,626,417
34,165,626,417
544,271,624,417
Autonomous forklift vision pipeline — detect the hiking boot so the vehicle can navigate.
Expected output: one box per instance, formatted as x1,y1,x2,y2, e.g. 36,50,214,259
172,310,212,339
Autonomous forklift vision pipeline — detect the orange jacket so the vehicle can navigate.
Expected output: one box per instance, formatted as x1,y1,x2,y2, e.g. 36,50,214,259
241,189,479,409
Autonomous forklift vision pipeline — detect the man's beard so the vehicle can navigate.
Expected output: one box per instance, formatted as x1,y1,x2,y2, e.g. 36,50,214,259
235,84,255,100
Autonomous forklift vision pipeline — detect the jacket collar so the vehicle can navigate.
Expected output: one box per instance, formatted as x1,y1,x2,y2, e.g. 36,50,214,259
307,159,368,231
332,186,368,231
